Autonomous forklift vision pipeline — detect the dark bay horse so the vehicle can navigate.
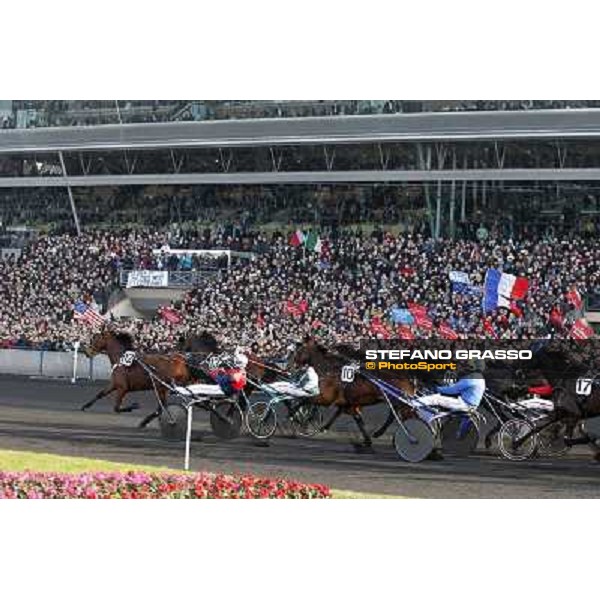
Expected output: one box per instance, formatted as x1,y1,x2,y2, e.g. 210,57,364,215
82,328,192,426
524,344,600,458
292,337,416,450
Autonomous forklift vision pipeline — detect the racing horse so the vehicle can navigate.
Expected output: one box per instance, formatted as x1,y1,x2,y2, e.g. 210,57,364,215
81,326,193,426
291,337,416,450
524,342,600,458
479,359,555,449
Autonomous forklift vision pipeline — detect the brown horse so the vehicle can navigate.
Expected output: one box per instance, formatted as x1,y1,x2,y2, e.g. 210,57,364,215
292,337,416,450
81,327,192,426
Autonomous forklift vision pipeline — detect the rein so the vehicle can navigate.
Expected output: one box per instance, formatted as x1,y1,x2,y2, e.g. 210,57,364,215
247,356,291,377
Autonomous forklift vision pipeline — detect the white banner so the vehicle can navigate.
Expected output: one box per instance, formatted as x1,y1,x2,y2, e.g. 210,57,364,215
449,270,471,285
126,270,169,288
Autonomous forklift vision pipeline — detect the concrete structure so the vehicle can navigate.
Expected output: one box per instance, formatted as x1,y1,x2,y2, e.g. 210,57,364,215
0,349,111,380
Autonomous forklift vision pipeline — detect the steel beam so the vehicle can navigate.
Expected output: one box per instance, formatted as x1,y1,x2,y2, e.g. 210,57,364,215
3,168,600,187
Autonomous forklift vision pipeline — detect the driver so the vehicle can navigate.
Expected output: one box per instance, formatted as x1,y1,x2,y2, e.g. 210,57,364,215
266,360,320,398
417,360,486,412
209,348,249,394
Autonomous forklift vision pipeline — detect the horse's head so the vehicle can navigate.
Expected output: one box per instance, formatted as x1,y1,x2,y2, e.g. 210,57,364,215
290,336,317,369
85,326,111,357
182,330,220,353
85,325,134,358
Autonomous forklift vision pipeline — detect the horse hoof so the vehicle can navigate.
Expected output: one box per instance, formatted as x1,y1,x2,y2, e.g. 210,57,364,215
352,443,374,454
484,436,493,450
426,449,445,461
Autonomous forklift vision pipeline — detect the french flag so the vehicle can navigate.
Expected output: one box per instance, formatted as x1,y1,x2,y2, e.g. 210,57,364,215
483,269,529,313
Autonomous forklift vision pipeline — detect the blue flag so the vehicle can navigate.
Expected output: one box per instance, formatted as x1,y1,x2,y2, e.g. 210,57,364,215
390,307,414,325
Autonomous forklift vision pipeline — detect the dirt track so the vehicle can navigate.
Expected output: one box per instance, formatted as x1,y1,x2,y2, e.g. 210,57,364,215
0,375,599,498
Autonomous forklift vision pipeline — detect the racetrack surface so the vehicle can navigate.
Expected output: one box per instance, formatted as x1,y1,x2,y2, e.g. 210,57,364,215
0,375,599,498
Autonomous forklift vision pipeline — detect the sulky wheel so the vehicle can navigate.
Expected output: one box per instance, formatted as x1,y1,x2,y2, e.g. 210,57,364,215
441,414,480,456
498,419,537,461
246,401,277,440
210,401,243,440
159,404,188,441
289,403,323,438
393,418,436,463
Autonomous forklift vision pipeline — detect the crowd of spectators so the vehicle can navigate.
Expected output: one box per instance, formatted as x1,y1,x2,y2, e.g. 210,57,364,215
3,100,600,130
3,184,599,243
4,101,187,129
0,222,597,355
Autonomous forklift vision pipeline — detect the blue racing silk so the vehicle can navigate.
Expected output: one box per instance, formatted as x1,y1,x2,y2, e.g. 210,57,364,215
436,377,486,407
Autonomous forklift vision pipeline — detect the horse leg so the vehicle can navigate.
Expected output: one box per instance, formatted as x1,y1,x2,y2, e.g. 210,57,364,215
113,389,140,413
138,386,167,428
351,408,374,452
81,383,115,411
372,408,395,438
320,405,343,433
484,421,501,450
138,409,160,428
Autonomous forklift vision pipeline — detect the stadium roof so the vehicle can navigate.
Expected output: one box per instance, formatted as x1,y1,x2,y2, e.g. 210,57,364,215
3,109,600,153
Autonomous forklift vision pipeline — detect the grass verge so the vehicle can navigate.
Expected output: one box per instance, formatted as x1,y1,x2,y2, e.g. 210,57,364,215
0,449,404,499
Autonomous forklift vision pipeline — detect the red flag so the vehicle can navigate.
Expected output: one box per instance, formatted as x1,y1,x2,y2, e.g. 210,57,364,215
400,266,415,277
298,299,309,314
438,322,458,340
511,277,529,300
284,299,308,317
256,313,266,328
414,313,433,331
370,316,391,339
289,230,304,247
509,301,523,318
482,318,498,339
549,306,564,329
397,326,415,340
285,300,301,316
566,288,583,311
570,318,594,340
158,306,181,324
408,302,427,319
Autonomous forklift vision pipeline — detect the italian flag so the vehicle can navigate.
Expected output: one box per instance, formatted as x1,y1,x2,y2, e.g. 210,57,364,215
304,231,322,253
289,230,305,247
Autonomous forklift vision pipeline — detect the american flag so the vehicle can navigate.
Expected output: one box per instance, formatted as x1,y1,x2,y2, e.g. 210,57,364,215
73,300,105,327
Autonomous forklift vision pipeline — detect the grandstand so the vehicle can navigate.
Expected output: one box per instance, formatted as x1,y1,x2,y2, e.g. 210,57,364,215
0,100,598,353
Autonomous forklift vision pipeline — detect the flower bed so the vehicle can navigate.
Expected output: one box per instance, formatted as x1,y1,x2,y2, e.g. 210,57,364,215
0,471,331,499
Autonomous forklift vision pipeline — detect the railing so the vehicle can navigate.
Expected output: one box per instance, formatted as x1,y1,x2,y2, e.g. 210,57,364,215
587,292,600,312
0,348,111,380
